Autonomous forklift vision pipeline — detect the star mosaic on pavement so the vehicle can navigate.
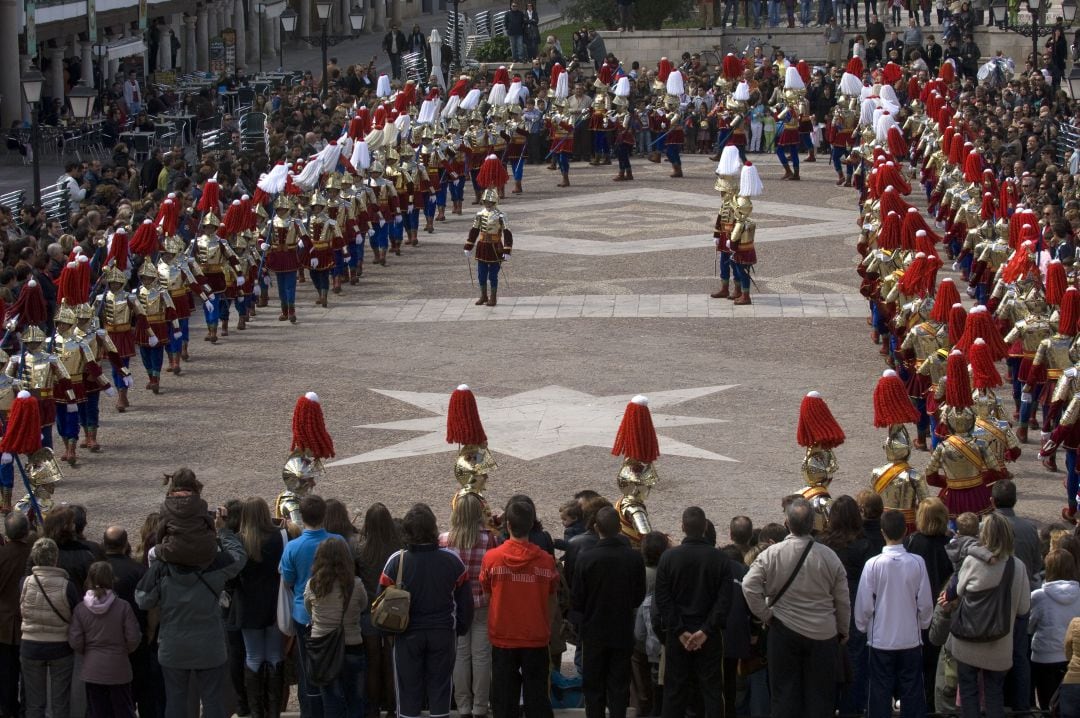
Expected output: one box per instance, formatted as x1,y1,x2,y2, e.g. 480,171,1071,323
328,384,740,466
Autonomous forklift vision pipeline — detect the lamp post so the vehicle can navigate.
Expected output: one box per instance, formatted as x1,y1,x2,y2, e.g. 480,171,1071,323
453,0,461,76
295,2,364,98
92,42,108,113
256,3,267,73
994,0,1077,72
21,68,44,208
280,7,297,70
316,0,332,98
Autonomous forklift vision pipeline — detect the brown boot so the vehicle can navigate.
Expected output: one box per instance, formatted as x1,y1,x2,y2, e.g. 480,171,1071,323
425,217,434,233
487,289,498,307
288,306,297,324
844,177,852,187
710,282,730,299
116,389,128,413
558,172,570,187
237,315,247,330
172,355,182,376
602,155,611,165
729,285,743,301
670,165,683,178
181,341,190,361
209,326,218,344
257,294,269,308
613,170,626,181
788,17,795,26
648,151,661,163
472,190,481,205
782,166,794,180
436,206,446,221
475,290,489,306
709,153,722,161
150,376,160,395
332,276,342,294
279,307,289,321
625,169,634,180
1017,426,1028,443
220,320,229,337
807,148,816,162
0,487,13,514
792,168,800,181
349,268,359,285
733,290,752,305
512,180,522,194
836,172,846,185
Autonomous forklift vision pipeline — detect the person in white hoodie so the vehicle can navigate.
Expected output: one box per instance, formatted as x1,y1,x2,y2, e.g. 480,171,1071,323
1029,549,1080,710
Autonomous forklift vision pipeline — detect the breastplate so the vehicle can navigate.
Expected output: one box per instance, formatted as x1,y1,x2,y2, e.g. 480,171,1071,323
103,293,132,325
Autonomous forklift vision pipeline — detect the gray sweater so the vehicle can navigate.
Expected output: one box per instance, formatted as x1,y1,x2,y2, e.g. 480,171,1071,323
135,528,246,669
946,553,1031,672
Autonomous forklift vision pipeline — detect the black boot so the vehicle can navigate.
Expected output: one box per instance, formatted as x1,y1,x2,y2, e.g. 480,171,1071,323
265,663,284,718
244,668,265,718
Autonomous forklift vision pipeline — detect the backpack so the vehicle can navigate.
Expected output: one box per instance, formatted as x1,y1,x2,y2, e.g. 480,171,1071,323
949,556,1016,643
370,550,410,633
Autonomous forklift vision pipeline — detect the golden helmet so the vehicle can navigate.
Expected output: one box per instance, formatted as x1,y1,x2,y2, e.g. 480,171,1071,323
324,174,343,190
340,172,355,187
274,195,295,212
309,191,329,208
943,406,976,436
385,148,401,163
592,94,607,109
163,235,186,254
137,261,158,280
664,94,680,110
200,213,221,229
282,451,323,492
104,266,128,285
254,202,269,220
612,95,628,108
883,424,912,462
617,458,659,501
418,125,435,141
53,304,77,326
454,444,498,489
508,102,523,115
27,448,63,487
480,188,499,204
74,303,95,320
20,326,47,343
369,161,385,175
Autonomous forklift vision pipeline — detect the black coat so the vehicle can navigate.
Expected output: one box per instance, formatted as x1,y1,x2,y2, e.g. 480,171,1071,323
506,9,526,36
106,554,149,632
235,530,286,629
653,537,734,638
924,42,943,70
904,532,952,597
571,537,646,649
382,30,407,56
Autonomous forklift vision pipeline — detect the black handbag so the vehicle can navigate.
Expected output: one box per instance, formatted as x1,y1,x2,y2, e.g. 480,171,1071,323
949,556,1015,643
304,581,354,687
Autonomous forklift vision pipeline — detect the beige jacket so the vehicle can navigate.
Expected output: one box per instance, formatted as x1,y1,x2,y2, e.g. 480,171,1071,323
19,566,73,644
304,577,367,645
1065,617,1080,684
946,554,1031,673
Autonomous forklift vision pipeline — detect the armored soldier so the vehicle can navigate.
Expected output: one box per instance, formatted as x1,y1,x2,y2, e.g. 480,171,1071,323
366,161,401,267
278,392,334,528
5,327,74,449
341,172,370,282
100,266,140,412
588,90,612,166
195,213,243,343
158,234,212,370
50,304,106,466
464,189,514,307
384,150,414,254
305,192,339,308
611,78,635,182
134,262,177,395
870,370,929,533
772,67,806,181
504,102,529,194
795,392,846,531
324,175,354,294
264,196,302,323
74,302,116,454
14,448,63,526
445,384,497,522
829,96,858,186
710,174,738,300
611,395,661,547
661,90,684,179
547,99,575,188
1002,306,1054,442
727,162,762,306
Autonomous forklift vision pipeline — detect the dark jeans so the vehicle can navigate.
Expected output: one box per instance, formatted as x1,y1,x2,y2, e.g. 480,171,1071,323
868,646,924,718
837,622,868,715
161,664,226,718
22,652,73,718
767,620,837,718
582,642,632,718
393,628,456,718
491,645,553,718
1005,614,1031,710
85,682,136,718
131,641,166,718
321,648,366,718
0,642,20,717
1031,660,1067,710
957,661,1006,718
296,623,325,718
661,630,723,718
1061,682,1080,718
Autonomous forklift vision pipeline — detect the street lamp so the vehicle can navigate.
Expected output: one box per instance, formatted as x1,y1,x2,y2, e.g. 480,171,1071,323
349,6,366,32
316,0,333,98
280,7,297,71
994,0,1076,72
93,42,108,113
1068,64,1080,98
256,3,267,74
21,67,44,208
67,82,97,122
294,1,364,98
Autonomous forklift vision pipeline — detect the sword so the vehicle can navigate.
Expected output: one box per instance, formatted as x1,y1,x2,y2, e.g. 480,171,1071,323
465,252,475,287
500,260,510,289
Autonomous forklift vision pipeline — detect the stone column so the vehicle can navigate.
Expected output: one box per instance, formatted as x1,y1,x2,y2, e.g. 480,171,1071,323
232,0,246,73
170,14,183,70
207,3,220,40
47,47,66,100
0,0,22,127
79,41,95,85
197,7,210,70
247,5,262,66
300,0,312,39
262,13,278,56
155,24,171,73
372,0,384,32
390,0,401,27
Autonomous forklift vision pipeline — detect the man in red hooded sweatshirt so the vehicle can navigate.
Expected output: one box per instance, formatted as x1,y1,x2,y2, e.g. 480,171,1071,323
480,498,560,718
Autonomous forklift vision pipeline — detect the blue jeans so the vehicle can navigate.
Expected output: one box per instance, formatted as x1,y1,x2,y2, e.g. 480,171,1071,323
276,270,297,307
1061,682,1080,718
510,34,526,61
769,0,781,24
868,646,923,718
370,223,389,251
958,661,1006,718
665,144,681,167
752,0,763,25
240,626,284,672
167,318,188,353
800,0,812,23
477,261,501,291
839,624,868,715
320,649,365,718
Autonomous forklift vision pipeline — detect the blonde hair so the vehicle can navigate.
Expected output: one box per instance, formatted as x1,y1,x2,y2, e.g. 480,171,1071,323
447,492,484,551
980,512,1015,559
955,512,980,537
915,497,948,536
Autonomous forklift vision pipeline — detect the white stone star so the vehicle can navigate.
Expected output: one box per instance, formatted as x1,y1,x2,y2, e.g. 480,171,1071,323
327,384,740,466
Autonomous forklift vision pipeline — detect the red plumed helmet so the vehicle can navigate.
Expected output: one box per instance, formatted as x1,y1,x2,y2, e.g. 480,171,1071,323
845,56,864,77
105,228,129,271
4,279,47,331
550,63,565,89
947,133,965,165
969,338,1003,389
492,66,511,87
1009,210,1038,249
945,349,974,409
948,303,967,347
446,384,487,445
476,154,509,190
657,57,673,83
611,395,660,463
882,61,902,86
930,278,960,323
154,197,180,236
196,177,220,215
878,211,902,250
903,207,941,245
898,253,932,297
955,306,1009,360
963,150,984,183
939,59,955,83
880,186,913,217
796,392,846,449
723,53,744,81
55,259,90,307
1046,259,1068,307
1001,240,1035,285
0,391,41,455
980,192,996,222
290,392,335,459
796,60,811,85
873,370,921,427
219,199,246,237
1060,287,1080,336
449,75,470,98
887,126,909,161
915,230,939,259
130,218,160,257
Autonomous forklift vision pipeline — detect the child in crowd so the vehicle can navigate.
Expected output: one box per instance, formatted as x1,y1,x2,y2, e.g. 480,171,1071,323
153,468,218,567
943,512,995,601
553,500,585,551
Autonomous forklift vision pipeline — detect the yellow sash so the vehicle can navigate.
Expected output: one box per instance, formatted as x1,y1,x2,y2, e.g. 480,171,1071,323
976,418,1008,448
873,463,909,494
803,486,830,501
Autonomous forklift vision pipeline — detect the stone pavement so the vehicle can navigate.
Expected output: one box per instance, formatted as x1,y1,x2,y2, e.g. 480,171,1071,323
30,151,1056,539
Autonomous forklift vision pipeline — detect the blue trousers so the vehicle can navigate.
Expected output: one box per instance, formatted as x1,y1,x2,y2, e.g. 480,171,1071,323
1067,448,1079,511
240,627,284,673
0,462,11,489
78,392,100,430
868,646,924,718
202,295,221,326
168,318,188,354
1007,357,1023,410
665,144,681,167
320,651,365,718
219,296,234,321
1005,614,1031,711
1020,383,1044,426
332,249,346,277
370,224,389,250
276,271,297,307
477,261,501,291
40,425,52,450
435,184,448,208
616,144,631,172
110,358,130,388
510,157,525,182
348,239,363,267
592,131,610,156
832,146,852,175
769,0,781,25
405,207,420,232
389,220,404,244
449,177,465,202
556,152,570,174
423,193,436,219
800,0,812,24
958,662,1006,718
733,262,751,291
719,251,731,280
777,144,799,170
139,345,165,377
56,404,80,440
310,269,330,295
